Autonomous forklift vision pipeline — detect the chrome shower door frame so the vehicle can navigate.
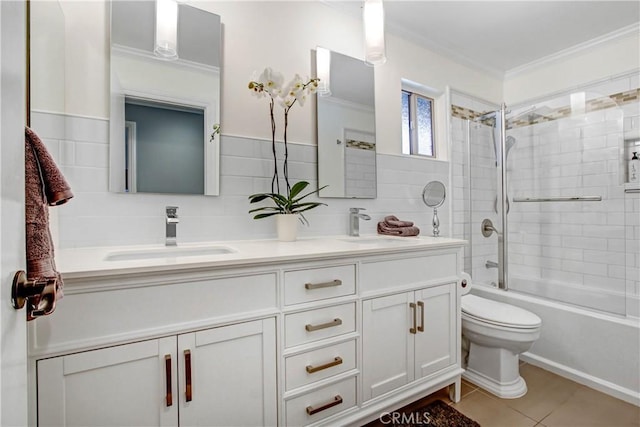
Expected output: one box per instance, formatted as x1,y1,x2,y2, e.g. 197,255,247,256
495,104,509,290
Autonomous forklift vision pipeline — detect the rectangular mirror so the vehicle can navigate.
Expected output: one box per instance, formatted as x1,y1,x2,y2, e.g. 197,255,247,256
109,1,221,196
317,48,376,198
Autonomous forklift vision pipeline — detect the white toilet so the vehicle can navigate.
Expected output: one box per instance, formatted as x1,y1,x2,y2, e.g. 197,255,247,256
460,274,542,399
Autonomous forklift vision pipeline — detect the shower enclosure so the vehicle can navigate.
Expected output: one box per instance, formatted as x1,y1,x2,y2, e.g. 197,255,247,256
453,82,639,317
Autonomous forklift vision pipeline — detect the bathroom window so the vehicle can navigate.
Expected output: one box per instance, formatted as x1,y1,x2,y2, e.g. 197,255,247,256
402,90,435,157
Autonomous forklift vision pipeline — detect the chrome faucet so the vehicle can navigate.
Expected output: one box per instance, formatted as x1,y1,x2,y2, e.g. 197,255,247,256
349,208,371,237
165,206,179,246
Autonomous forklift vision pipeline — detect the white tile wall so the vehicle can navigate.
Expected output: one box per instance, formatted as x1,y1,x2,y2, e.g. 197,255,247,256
31,111,450,248
451,76,640,316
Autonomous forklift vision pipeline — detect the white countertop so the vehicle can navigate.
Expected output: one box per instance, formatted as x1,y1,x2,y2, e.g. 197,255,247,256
57,235,467,280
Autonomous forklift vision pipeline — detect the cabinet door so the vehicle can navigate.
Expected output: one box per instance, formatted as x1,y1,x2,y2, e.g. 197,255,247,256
37,337,178,427
362,292,414,401
414,283,456,380
178,318,277,427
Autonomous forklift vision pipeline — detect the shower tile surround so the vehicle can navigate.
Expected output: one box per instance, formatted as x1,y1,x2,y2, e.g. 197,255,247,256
30,111,450,249
450,76,640,317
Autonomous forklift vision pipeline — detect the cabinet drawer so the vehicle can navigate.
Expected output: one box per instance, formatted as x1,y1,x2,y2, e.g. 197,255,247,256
285,340,356,391
360,253,457,293
285,376,356,426
284,303,356,348
284,265,356,305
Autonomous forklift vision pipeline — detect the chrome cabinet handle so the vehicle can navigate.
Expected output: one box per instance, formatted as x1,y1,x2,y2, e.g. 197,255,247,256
305,318,342,332
184,350,192,402
165,355,173,407
306,395,343,416
409,303,417,334
417,301,425,333
306,356,343,374
305,279,342,290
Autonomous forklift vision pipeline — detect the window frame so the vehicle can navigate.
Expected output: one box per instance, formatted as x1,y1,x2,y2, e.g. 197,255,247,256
402,89,436,158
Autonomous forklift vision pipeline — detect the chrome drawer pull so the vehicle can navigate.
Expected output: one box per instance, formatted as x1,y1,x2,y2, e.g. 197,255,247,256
306,356,343,374
306,395,343,416
305,279,342,290
305,318,342,332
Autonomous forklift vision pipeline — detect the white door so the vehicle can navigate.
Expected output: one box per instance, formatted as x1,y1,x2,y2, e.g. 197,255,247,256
362,292,414,401
414,284,455,379
37,338,178,426
178,318,277,427
0,1,28,425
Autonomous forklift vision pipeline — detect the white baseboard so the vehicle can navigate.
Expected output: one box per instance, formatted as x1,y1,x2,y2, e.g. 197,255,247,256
521,352,640,407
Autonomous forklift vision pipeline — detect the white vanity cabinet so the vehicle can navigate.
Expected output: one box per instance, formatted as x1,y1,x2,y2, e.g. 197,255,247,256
359,250,461,411
37,318,277,427
38,337,178,427
31,237,465,427
362,283,456,401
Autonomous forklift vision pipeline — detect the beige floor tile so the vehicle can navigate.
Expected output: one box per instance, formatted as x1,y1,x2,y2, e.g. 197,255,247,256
459,380,478,399
462,378,478,390
542,385,640,427
501,363,582,422
452,390,538,427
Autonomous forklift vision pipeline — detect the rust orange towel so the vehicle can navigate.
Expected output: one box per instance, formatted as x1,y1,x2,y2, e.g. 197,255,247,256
25,127,73,318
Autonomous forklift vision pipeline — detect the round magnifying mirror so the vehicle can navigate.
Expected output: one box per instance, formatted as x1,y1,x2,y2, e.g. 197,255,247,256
422,181,446,208
422,181,446,236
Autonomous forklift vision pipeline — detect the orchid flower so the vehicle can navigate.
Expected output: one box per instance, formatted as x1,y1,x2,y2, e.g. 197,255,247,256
248,68,321,196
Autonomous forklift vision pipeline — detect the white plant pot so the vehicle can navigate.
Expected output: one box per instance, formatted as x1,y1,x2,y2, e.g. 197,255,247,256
276,214,299,242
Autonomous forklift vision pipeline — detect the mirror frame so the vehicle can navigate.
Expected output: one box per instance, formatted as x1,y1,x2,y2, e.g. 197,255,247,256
422,180,446,208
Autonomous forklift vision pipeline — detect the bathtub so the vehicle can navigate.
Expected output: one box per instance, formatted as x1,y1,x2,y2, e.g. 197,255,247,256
471,283,640,406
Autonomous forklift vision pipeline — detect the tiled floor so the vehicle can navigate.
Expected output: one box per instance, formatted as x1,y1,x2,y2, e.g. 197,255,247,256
365,363,640,427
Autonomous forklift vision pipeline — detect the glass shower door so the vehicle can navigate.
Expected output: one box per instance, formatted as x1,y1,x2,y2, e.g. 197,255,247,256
505,92,627,315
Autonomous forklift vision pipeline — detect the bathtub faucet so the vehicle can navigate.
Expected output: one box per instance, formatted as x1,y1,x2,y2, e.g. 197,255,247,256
485,260,499,269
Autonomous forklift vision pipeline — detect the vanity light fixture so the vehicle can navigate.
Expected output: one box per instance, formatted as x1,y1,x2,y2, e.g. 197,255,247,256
316,47,332,96
154,0,179,60
363,0,386,66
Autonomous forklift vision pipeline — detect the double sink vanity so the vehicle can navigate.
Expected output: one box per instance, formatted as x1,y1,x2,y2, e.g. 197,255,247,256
30,235,466,426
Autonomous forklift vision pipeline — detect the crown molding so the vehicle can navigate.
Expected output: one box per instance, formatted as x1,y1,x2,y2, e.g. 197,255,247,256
505,23,640,80
385,21,505,79
318,0,505,79
319,1,638,83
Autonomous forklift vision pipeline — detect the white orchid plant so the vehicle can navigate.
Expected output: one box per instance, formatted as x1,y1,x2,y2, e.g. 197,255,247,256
247,68,327,224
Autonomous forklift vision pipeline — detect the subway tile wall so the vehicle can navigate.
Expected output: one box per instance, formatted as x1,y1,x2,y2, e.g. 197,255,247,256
30,111,450,249
450,91,499,284
450,73,640,317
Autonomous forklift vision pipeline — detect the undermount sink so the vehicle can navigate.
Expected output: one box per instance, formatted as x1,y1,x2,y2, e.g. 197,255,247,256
339,236,412,245
105,245,236,261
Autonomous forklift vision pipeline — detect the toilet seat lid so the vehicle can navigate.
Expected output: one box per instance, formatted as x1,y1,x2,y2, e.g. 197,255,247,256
462,295,541,328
